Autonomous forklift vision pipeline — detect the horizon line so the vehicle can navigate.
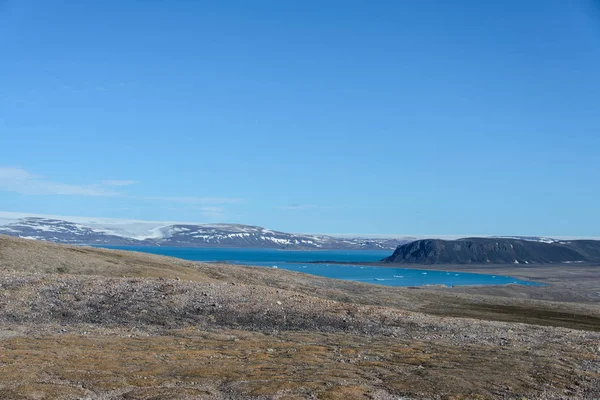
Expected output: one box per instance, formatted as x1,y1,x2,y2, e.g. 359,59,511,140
0,210,598,240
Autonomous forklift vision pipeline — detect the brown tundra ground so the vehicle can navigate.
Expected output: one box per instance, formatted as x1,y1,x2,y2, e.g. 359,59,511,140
0,235,599,399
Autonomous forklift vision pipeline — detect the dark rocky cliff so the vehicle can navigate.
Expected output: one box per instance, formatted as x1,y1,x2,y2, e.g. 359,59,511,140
383,238,600,264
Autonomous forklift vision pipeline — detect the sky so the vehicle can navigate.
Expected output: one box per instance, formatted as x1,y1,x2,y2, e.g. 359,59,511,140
0,0,599,237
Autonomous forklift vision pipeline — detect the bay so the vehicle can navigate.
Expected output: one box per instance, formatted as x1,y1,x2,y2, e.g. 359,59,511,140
102,246,542,287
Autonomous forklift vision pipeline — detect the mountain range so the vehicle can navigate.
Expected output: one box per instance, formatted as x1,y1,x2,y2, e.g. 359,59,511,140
383,237,600,264
2,213,597,257
0,216,409,250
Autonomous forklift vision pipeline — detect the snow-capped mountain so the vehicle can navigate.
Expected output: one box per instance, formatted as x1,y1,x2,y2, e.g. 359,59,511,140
0,217,142,245
155,223,407,249
0,213,409,250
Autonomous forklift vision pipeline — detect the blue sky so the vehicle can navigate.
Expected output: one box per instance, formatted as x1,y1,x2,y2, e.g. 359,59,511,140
0,0,599,236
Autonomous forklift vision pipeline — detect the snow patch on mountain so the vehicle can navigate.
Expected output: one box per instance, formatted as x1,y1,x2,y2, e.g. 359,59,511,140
0,211,182,240
0,212,411,249
494,236,560,244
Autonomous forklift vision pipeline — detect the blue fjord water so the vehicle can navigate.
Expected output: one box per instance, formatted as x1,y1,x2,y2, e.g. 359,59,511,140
103,247,542,287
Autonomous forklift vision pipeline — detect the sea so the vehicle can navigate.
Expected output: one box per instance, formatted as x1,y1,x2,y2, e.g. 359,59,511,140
102,246,542,288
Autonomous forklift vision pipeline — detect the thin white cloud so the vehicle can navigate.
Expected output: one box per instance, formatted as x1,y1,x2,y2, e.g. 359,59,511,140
100,180,138,187
0,167,240,207
136,195,243,205
276,204,321,211
194,206,225,219
0,210,187,226
0,167,34,180
0,167,119,196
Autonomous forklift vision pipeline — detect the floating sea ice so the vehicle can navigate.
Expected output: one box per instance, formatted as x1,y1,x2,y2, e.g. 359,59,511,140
421,272,427,275
272,265,278,269
393,275,404,278
455,274,459,276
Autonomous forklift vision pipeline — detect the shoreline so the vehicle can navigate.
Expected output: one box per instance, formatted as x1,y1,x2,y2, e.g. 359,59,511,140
97,244,396,252
91,243,600,304
205,260,543,288
231,259,600,304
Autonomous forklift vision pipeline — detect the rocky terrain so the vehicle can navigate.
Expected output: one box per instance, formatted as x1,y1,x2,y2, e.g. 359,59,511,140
0,235,599,399
383,237,600,264
0,216,408,250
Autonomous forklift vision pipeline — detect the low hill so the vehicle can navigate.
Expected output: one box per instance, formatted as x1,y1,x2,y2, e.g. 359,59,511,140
383,237,600,264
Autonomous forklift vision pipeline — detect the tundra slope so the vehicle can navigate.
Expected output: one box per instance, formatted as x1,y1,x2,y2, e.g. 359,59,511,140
0,235,599,399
